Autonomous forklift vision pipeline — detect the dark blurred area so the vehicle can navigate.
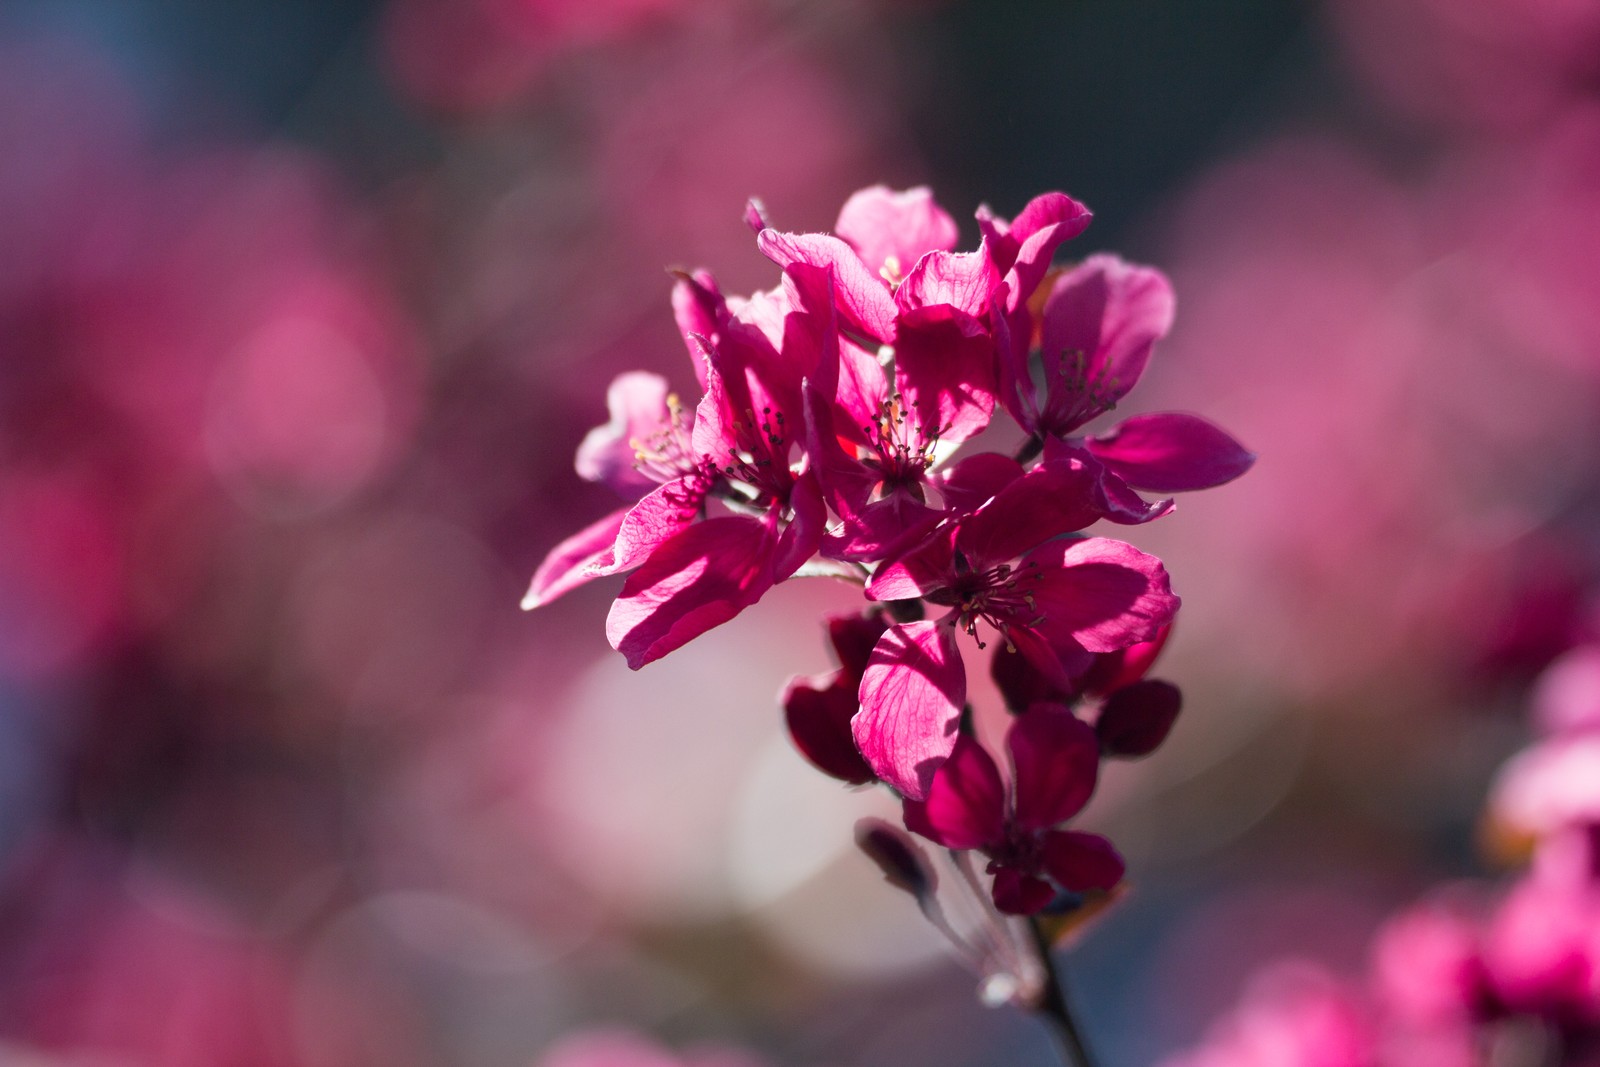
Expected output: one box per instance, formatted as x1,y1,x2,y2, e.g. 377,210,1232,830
3,0,1600,1064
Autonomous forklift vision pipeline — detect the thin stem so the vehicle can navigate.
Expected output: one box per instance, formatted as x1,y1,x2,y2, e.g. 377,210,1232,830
1014,434,1044,465
1028,918,1098,1067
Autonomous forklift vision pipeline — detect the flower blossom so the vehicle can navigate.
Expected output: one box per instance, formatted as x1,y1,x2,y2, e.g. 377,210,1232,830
903,708,1125,915
854,460,1178,797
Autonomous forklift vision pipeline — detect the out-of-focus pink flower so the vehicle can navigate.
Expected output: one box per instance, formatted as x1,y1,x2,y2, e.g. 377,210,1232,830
902,709,1124,915
536,1028,766,1067
1160,963,1376,1067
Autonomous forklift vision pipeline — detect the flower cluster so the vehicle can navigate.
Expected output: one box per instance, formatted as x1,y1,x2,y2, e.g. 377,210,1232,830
1163,639,1600,1067
527,185,1252,924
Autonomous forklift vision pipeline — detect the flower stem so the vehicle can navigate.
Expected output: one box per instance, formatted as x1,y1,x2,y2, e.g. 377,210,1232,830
1028,918,1098,1067
1013,434,1044,465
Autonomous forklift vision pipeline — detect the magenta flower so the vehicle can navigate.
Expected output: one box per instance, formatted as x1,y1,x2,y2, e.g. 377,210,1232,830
999,254,1255,501
522,369,709,610
976,191,1095,314
603,274,827,669
853,462,1180,797
902,709,1124,915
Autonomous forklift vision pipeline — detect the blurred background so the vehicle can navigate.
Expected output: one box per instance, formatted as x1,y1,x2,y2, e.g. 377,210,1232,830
2,0,1599,1064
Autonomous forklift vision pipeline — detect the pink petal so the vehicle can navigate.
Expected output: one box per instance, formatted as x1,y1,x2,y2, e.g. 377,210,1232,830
854,620,967,800
756,229,898,343
902,733,1004,849
893,303,997,444
1002,192,1093,311
895,247,1002,321
605,474,708,574
955,460,1103,570
784,671,875,784
1038,256,1174,431
834,185,959,280
1023,537,1180,653
605,515,776,669
1008,707,1100,831
1085,411,1256,493
1077,622,1173,697
574,372,680,496
772,472,825,580
743,197,770,235
1095,679,1182,758
991,637,1093,712
932,450,1025,519
990,867,1057,916
670,273,722,390
865,527,957,602
522,506,628,610
1040,438,1172,526
1041,831,1124,892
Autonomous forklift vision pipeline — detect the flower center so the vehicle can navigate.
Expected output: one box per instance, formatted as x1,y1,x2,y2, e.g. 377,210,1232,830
928,556,1045,651
1042,347,1120,435
629,392,697,484
860,395,938,503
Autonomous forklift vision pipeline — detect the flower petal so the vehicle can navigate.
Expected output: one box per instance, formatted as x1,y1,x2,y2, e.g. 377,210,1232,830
1085,411,1256,493
991,868,1057,916
893,303,997,444
1038,256,1174,433
1008,707,1100,831
1001,192,1093,311
604,474,709,574
1023,537,1180,653
826,609,892,681
1041,830,1124,892
574,372,682,496
834,185,959,280
784,671,875,784
865,527,957,602
932,451,1024,518
895,247,1002,321
1095,679,1182,758
605,515,776,669
955,460,1104,570
902,733,1005,849
756,229,898,343
522,507,628,610
854,620,967,799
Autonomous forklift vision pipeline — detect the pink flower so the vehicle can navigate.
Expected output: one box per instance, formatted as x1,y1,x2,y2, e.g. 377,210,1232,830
902,708,1124,915
999,255,1255,501
852,463,1179,797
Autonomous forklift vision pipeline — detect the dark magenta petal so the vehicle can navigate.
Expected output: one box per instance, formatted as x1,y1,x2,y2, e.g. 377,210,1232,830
1041,831,1124,892
522,507,628,610
854,621,967,800
855,817,939,901
866,527,957,602
1038,256,1173,432
1008,707,1100,831
772,473,825,581
1002,192,1093,311
1085,411,1257,493
1038,437,1172,527
756,229,898,343
606,474,709,574
826,609,892,681
902,733,1005,849
1096,679,1182,758
932,452,1025,518
955,460,1104,570
784,672,875,784
991,637,1093,712
605,516,776,669
834,185,959,280
893,304,997,445
991,867,1057,916
1024,538,1180,653
1079,623,1172,697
